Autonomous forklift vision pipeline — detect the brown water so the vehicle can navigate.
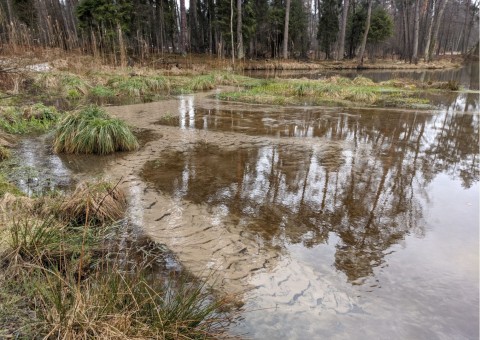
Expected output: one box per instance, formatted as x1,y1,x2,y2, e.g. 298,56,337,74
11,89,479,339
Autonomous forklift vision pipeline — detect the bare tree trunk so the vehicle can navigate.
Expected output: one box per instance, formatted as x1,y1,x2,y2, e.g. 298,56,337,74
237,0,244,59
180,0,187,54
357,0,372,66
230,0,235,65
337,0,350,60
423,0,436,61
5,0,13,22
428,0,449,61
283,0,291,59
461,0,471,53
402,0,411,61
412,0,421,63
189,0,198,52
117,23,126,68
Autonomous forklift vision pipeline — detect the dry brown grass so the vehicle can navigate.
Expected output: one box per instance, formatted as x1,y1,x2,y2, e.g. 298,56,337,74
60,180,127,224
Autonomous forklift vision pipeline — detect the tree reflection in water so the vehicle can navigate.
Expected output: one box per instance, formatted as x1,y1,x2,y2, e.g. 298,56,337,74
142,109,479,283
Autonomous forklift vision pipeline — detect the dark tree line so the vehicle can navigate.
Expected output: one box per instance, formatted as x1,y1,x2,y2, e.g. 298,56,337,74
0,0,478,63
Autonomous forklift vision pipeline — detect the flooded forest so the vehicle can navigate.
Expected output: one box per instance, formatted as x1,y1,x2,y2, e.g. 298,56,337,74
0,0,479,339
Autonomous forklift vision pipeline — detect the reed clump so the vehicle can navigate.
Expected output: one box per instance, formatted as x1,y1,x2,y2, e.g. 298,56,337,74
53,105,139,155
60,180,127,225
0,176,235,339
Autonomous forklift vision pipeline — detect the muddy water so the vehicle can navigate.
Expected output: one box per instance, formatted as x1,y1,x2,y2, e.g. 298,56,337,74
13,90,478,338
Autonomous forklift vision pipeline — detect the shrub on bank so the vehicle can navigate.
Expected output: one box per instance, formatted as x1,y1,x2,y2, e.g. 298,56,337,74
53,105,139,155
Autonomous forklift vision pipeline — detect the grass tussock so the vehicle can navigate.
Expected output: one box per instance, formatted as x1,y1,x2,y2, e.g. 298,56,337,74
0,176,236,339
188,74,216,91
108,75,170,97
33,268,230,339
0,104,59,134
53,105,139,155
0,145,10,160
155,114,181,126
35,73,89,100
60,180,127,225
0,176,21,197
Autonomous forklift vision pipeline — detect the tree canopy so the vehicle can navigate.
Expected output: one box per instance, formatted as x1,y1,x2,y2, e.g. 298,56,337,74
0,0,477,62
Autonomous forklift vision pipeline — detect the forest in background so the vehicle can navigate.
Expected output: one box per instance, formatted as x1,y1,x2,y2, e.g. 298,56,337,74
0,0,478,66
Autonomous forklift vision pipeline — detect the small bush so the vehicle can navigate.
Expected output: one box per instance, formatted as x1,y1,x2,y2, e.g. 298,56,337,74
53,106,139,155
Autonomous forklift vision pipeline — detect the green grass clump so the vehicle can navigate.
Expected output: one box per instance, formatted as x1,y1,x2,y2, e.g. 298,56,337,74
53,105,139,155
35,73,88,100
352,76,375,86
0,174,21,196
31,268,230,339
188,74,216,91
0,177,235,339
344,88,378,104
430,80,460,91
89,85,116,99
22,103,59,122
328,76,353,85
108,75,170,97
155,114,181,126
0,146,10,161
0,104,59,134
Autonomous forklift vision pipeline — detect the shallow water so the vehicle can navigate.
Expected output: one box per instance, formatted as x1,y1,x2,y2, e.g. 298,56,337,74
142,97,479,339
245,63,480,90
11,85,479,338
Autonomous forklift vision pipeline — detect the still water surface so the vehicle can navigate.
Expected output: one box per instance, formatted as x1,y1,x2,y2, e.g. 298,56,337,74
147,98,479,339
10,74,479,339
245,62,480,90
